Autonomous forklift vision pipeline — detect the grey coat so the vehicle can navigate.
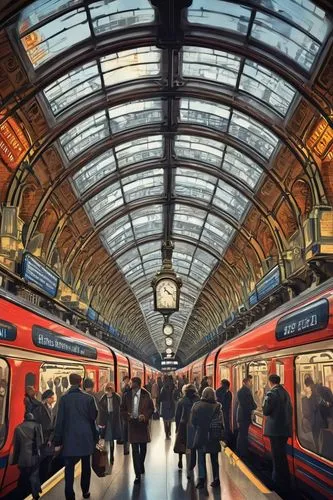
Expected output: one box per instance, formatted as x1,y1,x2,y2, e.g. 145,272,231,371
263,385,292,437
12,416,44,467
190,399,222,453
53,386,98,456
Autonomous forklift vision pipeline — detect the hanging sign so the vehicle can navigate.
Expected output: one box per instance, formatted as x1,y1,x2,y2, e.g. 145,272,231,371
256,265,281,302
22,253,59,298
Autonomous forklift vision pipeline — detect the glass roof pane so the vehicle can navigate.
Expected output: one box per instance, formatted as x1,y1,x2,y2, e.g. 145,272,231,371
73,150,117,194
19,0,81,31
174,203,206,220
101,215,133,253
251,12,320,71
44,62,101,115
223,146,262,189
213,179,248,218
182,46,241,87
229,111,279,159
101,46,161,86
173,213,204,240
117,247,140,268
90,0,155,36
175,135,224,167
109,99,162,133
122,169,164,202
188,0,251,33
239,61,296,117
139,241,161,256
20,7,90,68
132,212,163,239
60,111,108,160
115,135,163,168
179,98,230,131
85,181,123,222
175,168,216,202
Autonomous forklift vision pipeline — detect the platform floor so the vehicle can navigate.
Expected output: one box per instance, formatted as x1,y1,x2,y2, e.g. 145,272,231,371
41,420,280,500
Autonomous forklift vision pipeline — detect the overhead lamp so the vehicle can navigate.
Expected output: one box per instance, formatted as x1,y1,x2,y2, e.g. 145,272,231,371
163,322,174,336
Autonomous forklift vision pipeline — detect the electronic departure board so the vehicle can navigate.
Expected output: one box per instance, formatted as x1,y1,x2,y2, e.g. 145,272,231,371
276,298,329,340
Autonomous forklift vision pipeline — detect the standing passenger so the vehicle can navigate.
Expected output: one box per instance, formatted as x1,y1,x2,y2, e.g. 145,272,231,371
24,387,42,414
236,376,257,459
151,378,159,414
120,377,154,485
53,373,98,500
174,384,199,476
263,374,292,497
33,390,56,483
98,383,122,467
83,378,99,406
160,375,176,439
198,377,209,397
121,375,131,455
11,412,43,500
190,387,223,489
216,379,232,445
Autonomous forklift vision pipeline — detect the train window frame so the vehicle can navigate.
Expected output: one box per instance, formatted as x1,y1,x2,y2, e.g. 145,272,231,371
99,366,114,391
0,358,9,450
248,360,269,428
219,363,231,384
39,362,85,405
295,350,333,462
117,364,129,390
275,360,285,385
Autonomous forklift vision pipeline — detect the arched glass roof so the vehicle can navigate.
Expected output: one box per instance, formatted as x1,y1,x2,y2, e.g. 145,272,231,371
7,0,332,359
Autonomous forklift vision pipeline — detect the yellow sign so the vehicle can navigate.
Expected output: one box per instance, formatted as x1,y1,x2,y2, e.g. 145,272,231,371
320,212,333,238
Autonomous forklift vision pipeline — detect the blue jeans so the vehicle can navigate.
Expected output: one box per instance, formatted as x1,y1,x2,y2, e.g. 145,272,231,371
198,450,219,481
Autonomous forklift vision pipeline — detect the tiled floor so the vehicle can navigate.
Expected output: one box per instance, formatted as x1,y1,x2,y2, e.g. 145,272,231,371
42,420,279,500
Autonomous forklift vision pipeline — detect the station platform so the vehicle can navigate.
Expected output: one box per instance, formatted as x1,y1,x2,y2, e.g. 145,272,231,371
36,420,280,500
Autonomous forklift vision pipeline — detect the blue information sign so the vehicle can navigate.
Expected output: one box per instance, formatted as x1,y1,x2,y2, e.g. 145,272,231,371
248,290,258,307
256,266,280,302
87,307,98,322
0,320,17,341
22,254,59,298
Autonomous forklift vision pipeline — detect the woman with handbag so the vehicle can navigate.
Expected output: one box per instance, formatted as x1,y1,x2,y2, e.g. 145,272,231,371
190,387,223,489
174,384,199,475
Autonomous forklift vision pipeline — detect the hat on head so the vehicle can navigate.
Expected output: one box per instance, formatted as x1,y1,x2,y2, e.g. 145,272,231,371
42,389,54,400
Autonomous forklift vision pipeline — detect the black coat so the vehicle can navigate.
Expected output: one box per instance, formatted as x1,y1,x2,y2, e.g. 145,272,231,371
263,385,292,437
12,417,43,467
190,399,222,453
160,385,176,421
53,386,98,457
33,403,56,442
216,387,232,428
98,393,122,441
237,385,257,424
174,393,199,452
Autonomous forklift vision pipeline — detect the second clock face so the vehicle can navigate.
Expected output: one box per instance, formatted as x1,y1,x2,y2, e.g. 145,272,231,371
156,278,177,310
163,323,174,336
165,337,173,346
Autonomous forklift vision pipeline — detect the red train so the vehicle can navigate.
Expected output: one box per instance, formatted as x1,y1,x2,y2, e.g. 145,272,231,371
179,279,333,499
0,289,159,497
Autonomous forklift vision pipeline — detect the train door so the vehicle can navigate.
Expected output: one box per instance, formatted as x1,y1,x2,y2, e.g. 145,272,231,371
248,359,269,455
0,358,10,495
232,362,246,432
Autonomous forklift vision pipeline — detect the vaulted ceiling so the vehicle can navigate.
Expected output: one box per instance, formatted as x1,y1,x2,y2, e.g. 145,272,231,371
0,0,332,363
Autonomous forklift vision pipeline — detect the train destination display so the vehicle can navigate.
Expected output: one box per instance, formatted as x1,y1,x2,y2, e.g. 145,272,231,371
32,325,97,359
0,320,17,341
22,253,59,298
276,298,329,340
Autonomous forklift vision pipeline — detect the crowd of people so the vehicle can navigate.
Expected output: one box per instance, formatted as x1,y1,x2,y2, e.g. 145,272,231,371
10,371,332,500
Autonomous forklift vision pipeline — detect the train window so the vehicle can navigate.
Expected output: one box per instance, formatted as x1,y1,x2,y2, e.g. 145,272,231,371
117,365,129,390
99,367,114,391
220,364,230,384
0,359,9,449
295,351,333,461
40,363,84,404
276,361,285,384
248,361,268,427
234,363,246,393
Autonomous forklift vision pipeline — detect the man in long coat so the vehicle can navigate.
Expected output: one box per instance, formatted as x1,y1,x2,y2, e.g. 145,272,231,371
53,373,98,500
120,377,154,485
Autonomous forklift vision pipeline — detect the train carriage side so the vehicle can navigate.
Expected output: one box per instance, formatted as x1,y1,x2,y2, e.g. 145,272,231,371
215,286,333,498
0,293,116,497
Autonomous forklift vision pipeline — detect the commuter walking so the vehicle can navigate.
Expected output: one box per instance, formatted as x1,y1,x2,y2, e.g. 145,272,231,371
236,376,257,459
174,384,199,476
216,379,232,445
190,387,223,489
33,390,56,483
98,383,122,467
263,374,292,497
11,412,43,500
160,375,176,439
121,375,131,454
120,377,154,485
151,378,159,414
83,378,100,407
53,373,98,500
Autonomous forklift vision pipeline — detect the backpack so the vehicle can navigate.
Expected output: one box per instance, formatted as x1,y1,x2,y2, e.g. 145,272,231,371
209,405,224,441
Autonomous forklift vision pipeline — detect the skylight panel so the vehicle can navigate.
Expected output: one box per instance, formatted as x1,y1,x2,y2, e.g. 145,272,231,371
73,150,116,194
175,135,224,168
115,136,163,168
188,0,251,33
109,99,163,133
85,181,123,222
223,147,262,190
179,98,230,131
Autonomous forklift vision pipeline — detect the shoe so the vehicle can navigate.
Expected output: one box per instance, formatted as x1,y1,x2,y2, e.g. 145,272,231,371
196,479,205,489
83,493,90,499
134,476,141,485
178,460,183,469
210,479,220,488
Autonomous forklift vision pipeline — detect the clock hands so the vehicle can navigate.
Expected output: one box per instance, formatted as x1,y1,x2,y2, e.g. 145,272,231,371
164,287,172,295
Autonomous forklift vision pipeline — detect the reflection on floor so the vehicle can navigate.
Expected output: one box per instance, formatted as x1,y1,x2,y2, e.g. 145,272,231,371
42,420,279,500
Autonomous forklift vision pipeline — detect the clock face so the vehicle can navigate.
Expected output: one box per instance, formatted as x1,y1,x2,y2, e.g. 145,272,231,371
165,347,173,354
165,337,173,346
163,323,174,336
156,278,178,311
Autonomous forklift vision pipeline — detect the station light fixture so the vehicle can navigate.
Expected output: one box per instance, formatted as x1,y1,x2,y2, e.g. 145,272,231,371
165,337,173,347
163,322,174,336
